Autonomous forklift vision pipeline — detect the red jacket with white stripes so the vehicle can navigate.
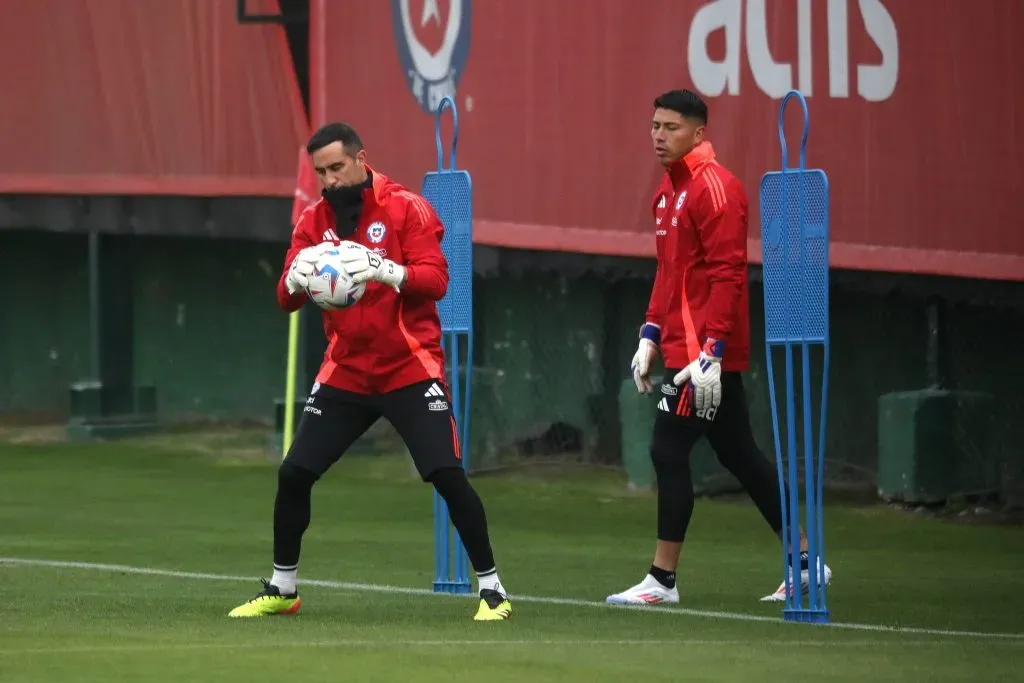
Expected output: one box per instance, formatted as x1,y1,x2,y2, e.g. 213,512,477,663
277,166,448,394
645,141,751,372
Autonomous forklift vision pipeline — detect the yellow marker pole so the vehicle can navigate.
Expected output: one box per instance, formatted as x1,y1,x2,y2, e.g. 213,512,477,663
282,309,301,458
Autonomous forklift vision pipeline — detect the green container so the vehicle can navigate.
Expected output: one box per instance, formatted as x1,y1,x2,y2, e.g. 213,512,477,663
619,378,659,489
877,389,998,504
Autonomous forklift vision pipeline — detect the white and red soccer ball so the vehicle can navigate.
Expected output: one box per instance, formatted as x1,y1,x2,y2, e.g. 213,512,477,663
304,247,366,310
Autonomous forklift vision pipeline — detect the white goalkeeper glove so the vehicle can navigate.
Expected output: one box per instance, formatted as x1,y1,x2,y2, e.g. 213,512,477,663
673,338,725,412
630,323,661,394
339,241,406,291
285,242,336,295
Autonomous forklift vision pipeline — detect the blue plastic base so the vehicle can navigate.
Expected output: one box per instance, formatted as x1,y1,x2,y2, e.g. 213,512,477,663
433,580,473,594
783,608,830,624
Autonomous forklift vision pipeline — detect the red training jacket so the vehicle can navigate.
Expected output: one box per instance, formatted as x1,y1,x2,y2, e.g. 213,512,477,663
645,141,751,372
277,165,448,394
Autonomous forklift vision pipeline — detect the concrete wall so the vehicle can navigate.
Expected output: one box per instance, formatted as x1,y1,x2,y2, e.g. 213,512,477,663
2,230,1020,500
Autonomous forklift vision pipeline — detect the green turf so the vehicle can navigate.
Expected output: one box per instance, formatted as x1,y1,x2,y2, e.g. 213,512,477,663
0,430,1021,682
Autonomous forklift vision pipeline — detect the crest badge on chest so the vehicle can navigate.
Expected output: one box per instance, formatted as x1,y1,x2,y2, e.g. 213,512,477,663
367,221,387,244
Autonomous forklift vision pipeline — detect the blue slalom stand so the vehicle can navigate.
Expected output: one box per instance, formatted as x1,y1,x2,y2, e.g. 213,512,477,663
759,90,831,623
422,95,473,594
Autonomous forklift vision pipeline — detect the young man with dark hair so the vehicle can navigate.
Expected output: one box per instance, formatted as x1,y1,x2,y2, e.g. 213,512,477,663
607,89,832,605
228,122,512,621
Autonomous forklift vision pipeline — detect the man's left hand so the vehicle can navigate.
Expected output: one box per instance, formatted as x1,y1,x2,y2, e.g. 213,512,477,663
672,339,725,412
339,242,406,291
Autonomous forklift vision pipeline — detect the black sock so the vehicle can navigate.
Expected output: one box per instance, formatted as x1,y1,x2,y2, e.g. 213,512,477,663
429,468,496,572
274,462,319,568
649,564,676,589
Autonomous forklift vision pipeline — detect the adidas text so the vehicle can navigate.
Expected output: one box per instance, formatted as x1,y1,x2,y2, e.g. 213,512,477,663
696,406,718,422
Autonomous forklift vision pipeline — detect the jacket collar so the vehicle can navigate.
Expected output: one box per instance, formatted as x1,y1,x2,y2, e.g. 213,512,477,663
668,140,716,182
364,163,387,206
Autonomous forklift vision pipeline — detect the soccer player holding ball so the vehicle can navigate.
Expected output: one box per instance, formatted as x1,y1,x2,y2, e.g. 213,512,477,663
228,123,511,621
605,90,831,606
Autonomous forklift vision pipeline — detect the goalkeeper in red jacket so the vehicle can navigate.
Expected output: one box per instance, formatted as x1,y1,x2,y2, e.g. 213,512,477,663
228,123,511,622
605,90,832,606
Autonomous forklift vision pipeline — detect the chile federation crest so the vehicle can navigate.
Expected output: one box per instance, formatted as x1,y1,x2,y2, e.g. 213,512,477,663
391,0,471,114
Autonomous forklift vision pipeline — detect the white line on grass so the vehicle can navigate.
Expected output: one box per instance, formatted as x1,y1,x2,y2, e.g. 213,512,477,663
2,557,1022,641
1,639,974,656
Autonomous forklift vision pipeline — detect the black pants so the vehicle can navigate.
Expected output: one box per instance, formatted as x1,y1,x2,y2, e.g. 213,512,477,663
651,371,784,543
273,378,496,574
286,379,462,480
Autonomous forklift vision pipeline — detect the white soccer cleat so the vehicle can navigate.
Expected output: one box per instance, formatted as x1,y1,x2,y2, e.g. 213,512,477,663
605,574,679,606
760,563,833,602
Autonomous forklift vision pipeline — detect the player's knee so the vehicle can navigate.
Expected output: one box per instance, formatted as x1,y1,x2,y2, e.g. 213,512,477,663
277,460,319,494
428,466,468,500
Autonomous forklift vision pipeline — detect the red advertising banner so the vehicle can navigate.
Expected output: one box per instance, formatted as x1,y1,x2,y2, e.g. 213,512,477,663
0,0,307,197
313,0,1023,280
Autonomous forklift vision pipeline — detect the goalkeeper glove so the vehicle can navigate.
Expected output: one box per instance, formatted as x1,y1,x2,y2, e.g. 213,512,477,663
285,243,336,295
673,338,725,411
339,242,406,291
630,323,661,394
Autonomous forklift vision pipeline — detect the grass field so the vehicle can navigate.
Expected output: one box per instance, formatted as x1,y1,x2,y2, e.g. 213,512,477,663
1,428,1022,682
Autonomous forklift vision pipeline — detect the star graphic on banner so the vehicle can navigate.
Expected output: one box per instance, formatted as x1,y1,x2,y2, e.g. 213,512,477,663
420,0,441,27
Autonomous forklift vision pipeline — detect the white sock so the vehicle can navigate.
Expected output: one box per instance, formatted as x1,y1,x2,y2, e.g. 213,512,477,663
477,568,503,595
271,566,297,595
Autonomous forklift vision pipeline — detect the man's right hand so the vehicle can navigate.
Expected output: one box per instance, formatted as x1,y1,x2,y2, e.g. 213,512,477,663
285,243,334,295
630,323,661,394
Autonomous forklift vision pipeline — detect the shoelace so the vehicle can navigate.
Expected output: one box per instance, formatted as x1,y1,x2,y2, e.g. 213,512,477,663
248,578,280,602
480,589,506,609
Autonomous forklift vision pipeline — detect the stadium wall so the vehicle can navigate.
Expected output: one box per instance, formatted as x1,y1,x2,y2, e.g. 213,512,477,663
0,230,289,421
1,230,1021,503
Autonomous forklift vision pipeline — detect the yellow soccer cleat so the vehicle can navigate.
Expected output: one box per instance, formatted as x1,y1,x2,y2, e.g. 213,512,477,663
473,589,512,621
228,579,301,617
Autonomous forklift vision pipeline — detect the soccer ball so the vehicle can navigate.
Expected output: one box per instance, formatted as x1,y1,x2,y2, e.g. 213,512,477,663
304,248,366,310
